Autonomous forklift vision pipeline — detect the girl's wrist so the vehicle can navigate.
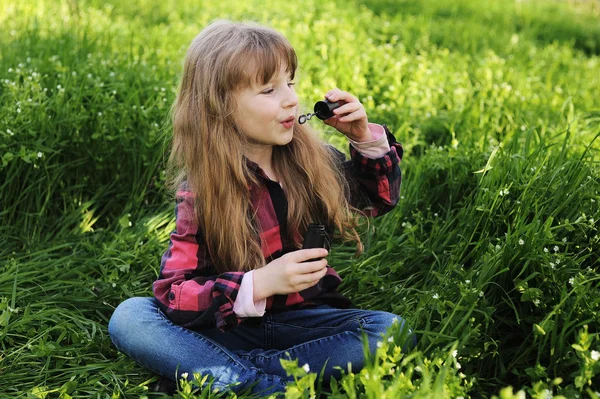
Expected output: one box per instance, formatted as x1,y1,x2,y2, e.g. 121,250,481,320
252,267,271,302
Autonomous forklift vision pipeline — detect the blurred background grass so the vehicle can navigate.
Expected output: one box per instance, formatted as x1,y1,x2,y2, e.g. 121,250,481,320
0,0,599,397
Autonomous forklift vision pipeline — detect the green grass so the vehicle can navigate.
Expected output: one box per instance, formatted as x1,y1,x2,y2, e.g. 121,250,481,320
1,0,599,398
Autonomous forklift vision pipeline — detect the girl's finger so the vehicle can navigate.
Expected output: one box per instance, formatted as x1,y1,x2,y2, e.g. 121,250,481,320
300,266,328,285
339,109,367,122
333,102,362,116
326,89,358,104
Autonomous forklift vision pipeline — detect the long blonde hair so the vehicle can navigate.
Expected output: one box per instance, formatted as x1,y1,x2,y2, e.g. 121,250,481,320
167,20,366,273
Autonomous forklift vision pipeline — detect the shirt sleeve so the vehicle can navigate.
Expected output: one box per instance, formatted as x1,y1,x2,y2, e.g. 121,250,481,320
152,189,246,331
327,123,404,217
233,270,267,317
348,123,391,159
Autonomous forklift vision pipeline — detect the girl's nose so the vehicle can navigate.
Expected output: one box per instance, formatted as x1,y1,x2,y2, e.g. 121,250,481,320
283,88,298,108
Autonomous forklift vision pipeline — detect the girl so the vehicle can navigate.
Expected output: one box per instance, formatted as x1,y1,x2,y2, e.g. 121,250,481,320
108,20,415,397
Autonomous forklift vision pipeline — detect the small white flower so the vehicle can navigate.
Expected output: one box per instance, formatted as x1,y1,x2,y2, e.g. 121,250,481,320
451,350,458,358
562,237,567,243
553,246,559,252
181,372,189,379
17,108,21,113
465,280,470,284
302,363,310,373
128,221,132,227
37,152,42,158
533,299,540,306
521,125,526,131
388,336,394,343
495,244,501,251
479,291,484,297
401,222,406,227
377,341,383,348
590,218,595,224
392,317,399,325
555,259,560,265
456,361,461,369
569,277,575,286
544,247,548,253
57,84,62,89
591,350,600,361
434,212,438,217
549,262,555,269
432,293,439,299
519,239,524,245
109,72,115,77
87,73,92,78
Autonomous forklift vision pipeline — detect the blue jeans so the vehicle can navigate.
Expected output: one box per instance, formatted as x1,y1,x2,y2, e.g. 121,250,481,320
108,297,416,396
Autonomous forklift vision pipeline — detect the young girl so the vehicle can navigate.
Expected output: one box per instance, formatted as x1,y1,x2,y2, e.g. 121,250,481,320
108,19,415,396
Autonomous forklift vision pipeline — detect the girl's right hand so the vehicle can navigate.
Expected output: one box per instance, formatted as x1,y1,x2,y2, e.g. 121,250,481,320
252,248,329,301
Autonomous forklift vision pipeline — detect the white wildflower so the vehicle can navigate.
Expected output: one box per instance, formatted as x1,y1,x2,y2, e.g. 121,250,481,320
17,108,21,113
302,363,310,373
392,317,399,325
479,291,484,297
465,280,470,284
432,293,439,299
456,361,461,369
533,299,540,306
569,277,575,286
549,262,555,269
377,341,383,348
519,239,524,245
181,372,189,379
495,244,501,251
544,247,548,253
37,152,42,158
553,246,559,252
591,350,600,361
590,218,595,224
388,336,394,343
562,237,567,243
451,350,458,358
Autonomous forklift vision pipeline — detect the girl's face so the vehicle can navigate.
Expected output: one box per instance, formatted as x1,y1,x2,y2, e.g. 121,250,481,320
233,64,298,149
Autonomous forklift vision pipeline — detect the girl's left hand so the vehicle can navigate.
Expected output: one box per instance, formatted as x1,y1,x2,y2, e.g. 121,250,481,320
322,88,371,142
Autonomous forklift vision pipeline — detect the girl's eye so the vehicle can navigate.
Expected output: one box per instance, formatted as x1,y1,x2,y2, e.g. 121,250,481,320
288,82,295,87
262,88,274,94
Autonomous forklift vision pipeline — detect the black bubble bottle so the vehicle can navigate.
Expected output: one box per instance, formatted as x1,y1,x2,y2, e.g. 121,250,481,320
298,99,341,124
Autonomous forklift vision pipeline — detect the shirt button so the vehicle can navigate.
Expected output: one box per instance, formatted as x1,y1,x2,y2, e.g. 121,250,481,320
168,291,175,301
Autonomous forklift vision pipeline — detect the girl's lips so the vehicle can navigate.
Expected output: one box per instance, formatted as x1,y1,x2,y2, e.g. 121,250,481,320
281,120,294,129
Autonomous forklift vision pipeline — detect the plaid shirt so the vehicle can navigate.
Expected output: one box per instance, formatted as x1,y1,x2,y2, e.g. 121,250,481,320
153,125,403,331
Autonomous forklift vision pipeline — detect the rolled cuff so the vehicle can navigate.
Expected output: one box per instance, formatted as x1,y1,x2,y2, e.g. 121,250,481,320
233,270,267,317
348,123,391,159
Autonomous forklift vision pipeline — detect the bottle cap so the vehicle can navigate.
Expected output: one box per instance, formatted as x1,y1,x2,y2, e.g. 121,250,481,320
314,99,340,120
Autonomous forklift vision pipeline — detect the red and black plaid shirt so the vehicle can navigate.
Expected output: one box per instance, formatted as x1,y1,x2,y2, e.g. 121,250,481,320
153,125,403,331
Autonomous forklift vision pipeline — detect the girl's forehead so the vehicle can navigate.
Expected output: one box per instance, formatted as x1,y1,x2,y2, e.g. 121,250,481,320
242,61,294,88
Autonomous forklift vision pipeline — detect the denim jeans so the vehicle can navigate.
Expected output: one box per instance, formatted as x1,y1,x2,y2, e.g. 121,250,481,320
108,297,415,396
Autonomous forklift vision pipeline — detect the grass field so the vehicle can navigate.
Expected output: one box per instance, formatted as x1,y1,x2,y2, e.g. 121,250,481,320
1,0,599,397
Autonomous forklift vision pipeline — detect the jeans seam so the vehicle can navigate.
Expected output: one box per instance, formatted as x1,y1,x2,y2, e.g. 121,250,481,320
246,330,358,361
268,317,363,331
